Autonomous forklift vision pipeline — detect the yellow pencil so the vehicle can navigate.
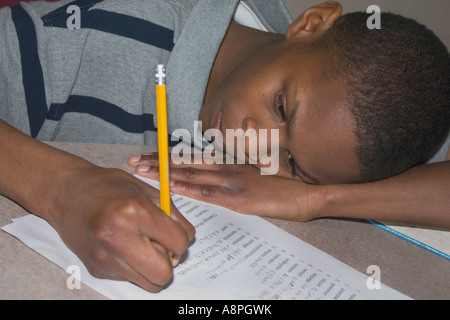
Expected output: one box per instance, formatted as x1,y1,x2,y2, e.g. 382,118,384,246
155,64,170,216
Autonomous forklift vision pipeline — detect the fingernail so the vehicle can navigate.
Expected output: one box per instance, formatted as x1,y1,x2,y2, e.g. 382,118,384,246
138,165,150,172
129,155,141,163
170,253,180,267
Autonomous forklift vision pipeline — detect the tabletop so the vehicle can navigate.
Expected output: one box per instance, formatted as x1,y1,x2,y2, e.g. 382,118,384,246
0,142,449,299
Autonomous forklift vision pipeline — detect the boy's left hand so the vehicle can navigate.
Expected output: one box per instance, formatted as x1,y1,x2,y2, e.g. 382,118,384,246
128,153,324,222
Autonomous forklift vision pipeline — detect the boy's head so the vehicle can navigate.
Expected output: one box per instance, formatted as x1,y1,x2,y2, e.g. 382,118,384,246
320,9,450,182
200,1,450,184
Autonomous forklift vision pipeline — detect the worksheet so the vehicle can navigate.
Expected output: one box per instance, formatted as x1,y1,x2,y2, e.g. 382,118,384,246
2,176,409,300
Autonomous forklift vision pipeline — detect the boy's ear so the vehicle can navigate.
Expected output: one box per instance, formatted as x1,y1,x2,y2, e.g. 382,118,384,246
286,1,342,40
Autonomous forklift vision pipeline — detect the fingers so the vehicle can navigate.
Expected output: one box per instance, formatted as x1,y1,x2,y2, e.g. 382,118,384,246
88,235,174,292
129,153,232,185
134,177,196,247
128,153,250,209
117,237,177,290
171,181,235,207
128,152,226,170
142,166,229,188
131,188,195,256
168,201,196,243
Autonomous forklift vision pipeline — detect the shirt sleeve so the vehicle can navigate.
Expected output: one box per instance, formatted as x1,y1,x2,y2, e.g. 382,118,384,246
427,132,450,163
0,6,32,136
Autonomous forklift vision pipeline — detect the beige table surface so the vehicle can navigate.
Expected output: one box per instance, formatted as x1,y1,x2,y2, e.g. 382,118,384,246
0,142,449,300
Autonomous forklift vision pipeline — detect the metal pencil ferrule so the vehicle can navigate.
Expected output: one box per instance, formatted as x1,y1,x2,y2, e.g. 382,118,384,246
155,64,166,85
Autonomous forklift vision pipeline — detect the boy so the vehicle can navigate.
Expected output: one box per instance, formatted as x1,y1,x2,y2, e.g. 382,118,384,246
0,0,448,293
131,1,450,227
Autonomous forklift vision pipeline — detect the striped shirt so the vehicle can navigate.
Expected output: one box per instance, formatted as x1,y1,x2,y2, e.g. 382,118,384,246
0,0,292,146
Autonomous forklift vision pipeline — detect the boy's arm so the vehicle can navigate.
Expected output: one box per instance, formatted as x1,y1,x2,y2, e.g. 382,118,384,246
318,160,450,228
0,119,195,291
130,153,450,229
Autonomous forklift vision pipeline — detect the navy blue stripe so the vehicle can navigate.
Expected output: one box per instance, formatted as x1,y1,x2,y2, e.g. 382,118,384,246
42,4,174,51
47,95,157,133
85,10,174,51
11,5,48,138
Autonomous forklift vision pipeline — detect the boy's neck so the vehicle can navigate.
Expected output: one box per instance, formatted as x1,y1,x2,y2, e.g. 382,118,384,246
204,21,285,102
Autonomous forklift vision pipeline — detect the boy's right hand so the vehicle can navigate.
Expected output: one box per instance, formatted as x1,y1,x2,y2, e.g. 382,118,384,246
49,165,195,292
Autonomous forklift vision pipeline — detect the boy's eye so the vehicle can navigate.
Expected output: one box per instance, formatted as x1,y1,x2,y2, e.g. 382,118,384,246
288,153,297,177
277,93,287,121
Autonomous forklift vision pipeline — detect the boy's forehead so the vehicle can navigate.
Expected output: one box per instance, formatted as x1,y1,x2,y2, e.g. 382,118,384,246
288,73,360,183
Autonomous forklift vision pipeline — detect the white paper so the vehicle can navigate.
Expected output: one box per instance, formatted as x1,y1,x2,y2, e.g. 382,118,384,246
2,176,410,300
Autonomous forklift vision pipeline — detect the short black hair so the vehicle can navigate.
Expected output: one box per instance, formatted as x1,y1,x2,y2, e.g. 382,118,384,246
321,11,450,182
